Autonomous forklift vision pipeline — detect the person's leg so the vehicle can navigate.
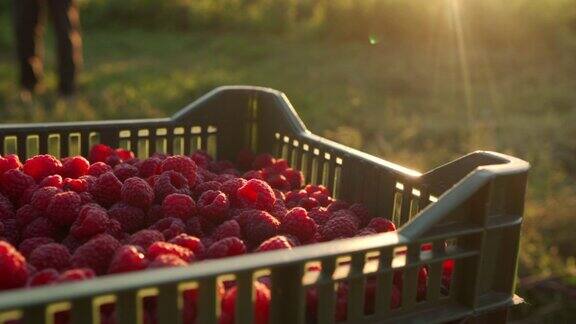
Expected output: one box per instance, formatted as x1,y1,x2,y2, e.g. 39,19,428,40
13,0,44,93
47,0,82,96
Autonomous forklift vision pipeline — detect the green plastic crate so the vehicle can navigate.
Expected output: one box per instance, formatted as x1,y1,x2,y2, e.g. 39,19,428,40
0,86,529,324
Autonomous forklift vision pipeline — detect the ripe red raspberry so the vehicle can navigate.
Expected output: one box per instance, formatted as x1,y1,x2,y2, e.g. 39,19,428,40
0,240,29,290
348,203,372,227
88,162,112,177
62,156,90,178
241,210,280,246
89,144,114,163
0,154,22,175
148,254,188,268
108,245,149,274
255,235,293,252
252,153,275,170
128,229,165,250
442,259,455,292
185,217,204,237
206,237,246,259
23,154,62,181
18,184,38,207
57,268,95,283
71,205,110,238
220,178,247,207
115,148,135,161
280,207,317,243
169,234,205,260
113,163,139,182
90,172,122,207
308,207,330,226
212,220,241,241
237,179,276,211
15,204,41,228
320,215,358,241
29,243,71,271
31,186,61,212
220,281,270,324
162,193,196,220
197,190,229,221
71,234,121,275
22,217,57,240
18,237,55,258
160,155,198,187
298,197,319,210
27,268,59,287
331,209,361,228
265,173,291,192
0,169,35,202
139,157,162,178
327,200,349,213
367,218,396,233
269,200,288,222
46,191,82,226
304,184,330,195
242,170,264,181
39,174,63,188
310,191,332,207
282,168,304,190
150,217,186,240
109,202,146,233
121,177,154,208
62,177,89,192
193,180,221,198
285,189,308,208
154,171,190,202
147,241,194,262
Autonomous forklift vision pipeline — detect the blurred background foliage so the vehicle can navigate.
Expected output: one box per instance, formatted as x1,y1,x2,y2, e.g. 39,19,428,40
1,0,576,321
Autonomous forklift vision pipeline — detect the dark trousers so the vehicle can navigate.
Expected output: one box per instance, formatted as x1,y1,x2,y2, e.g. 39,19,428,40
13,0,82,95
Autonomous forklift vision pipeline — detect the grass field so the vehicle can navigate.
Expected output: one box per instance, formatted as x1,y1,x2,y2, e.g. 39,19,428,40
1,2,575,321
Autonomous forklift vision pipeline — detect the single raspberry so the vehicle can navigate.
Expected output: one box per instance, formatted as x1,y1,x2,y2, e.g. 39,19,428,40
331,209,361,228
285,190,308,208
162,193,196,220
63,177,90,192
22,217,57,240
197,190,229,221
128,230,165,250
367,218,396,233
220,178,247,207
0,240,28,290
148,254,188,268
320,216,358,241
193,180,221,199
145,204,164,226
185,217,204,237
282,168,304,190
299,197,319,210
15,204,41,228
138,158,162,178
46,191,82,226
18,237,55,258
109,202,146,233
79,191,94,205
206,237,246,259
252,153,275,170
255,235,293,252
104,153,122,167
242,170,265,181
237,179,276,211
327,200,349,213
169,234,205,260
89,144,114,163
348,203,372,227
113,163,139,182
0,154,22,175
149,217,186,240
147,241,194,262
220,281,270,324
18,184,38,206
1,219,20,245
62,156,90,178
39,174,64,188
90,172,122,207
106,218,125,240
280,207,317,243
160,156,198,187
269,200,288,222
108,245,149,274
57,268,96,283
265,173,291,192
27,268,59,287
88,162,112,177
121,177,155,208
115,148,135,161
308,207,330,226
154,171,190,202
71,205,110,238
23,154,62,181
31,186,61,212
241,210,280,246
212,220,241,241
71,234,121,275
29,243,71,271
0,169,35,202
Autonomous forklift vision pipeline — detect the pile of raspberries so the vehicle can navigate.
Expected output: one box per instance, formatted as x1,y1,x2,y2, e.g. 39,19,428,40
0,145,454,324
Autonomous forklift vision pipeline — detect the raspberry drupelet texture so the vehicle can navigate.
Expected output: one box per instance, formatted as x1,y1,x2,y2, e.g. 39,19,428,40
39,174,63,188
31,186,61,212
128,230,165,250
241,210,280,247
47,191,82,226
280,207,317,243
207,237,246,259
220,178,247,207
62,156,90,179
162,193,196,220
0,169,35,202
0,240,29,290
237,179,276,211
149,217,186,240
89,144,114,163
255,235,293,252
88,162,112,177
169,234,205,260
154,171,190,202
70,205,111,239
138,157,162,178
108,245,149,274
160,155,198,187
90,172,123,207
320,215,358,241
197,190,229,222
147,241,194,262
27,268,59,287
23,154,62,181
22,217,58,240
113,163,139,182
29,243,71,271
18,237,55,258
109,203,147,234
212,219,241,241
0,154,22,175
15,204,41,228
71,234,121,275
122,177,155,209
